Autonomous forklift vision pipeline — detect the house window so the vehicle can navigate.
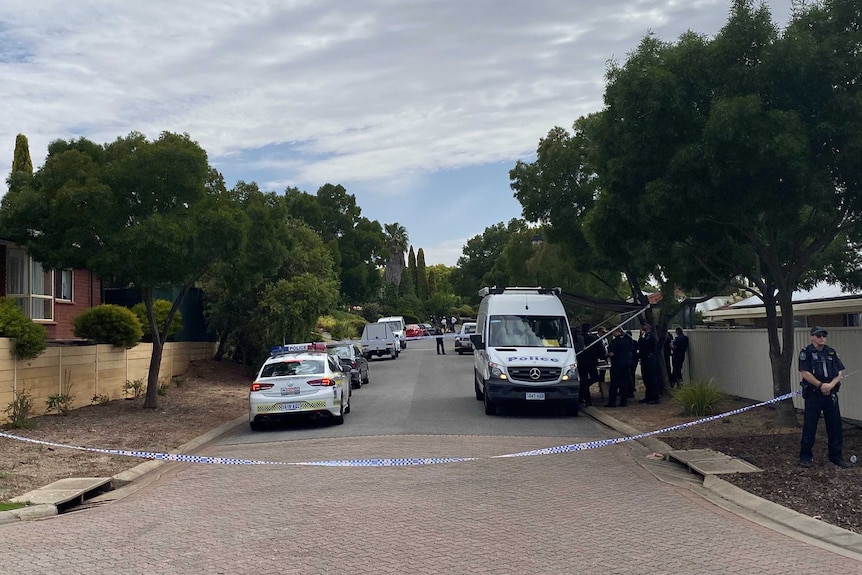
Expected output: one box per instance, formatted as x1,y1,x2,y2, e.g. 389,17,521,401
55,269,73,301
5,248,54,321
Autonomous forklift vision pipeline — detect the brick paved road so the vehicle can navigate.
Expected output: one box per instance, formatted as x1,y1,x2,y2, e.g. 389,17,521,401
2,433,860,574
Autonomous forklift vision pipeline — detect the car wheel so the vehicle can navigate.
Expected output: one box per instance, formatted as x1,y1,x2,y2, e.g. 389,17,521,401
474,379,483,401
250,420,264,431
402,341,407,349
483,388,497,415
362,373,370,385
458,350,464,355
333,397,346,425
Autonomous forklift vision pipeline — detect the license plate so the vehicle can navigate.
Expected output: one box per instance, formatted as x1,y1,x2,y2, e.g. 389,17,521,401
525,392,545,400
279,402,302,410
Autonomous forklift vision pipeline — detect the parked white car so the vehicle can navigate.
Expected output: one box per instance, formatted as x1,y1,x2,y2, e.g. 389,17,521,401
455,322,477,354
249,343,350,430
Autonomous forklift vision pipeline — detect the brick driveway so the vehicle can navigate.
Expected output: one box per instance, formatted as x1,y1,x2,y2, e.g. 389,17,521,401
2,433,860,574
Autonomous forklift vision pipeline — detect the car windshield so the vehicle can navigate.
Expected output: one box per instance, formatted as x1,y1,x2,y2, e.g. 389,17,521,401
463,324,477,335
383,321,401,331
327,345,351,359
260,359,325,378
488,315,570,348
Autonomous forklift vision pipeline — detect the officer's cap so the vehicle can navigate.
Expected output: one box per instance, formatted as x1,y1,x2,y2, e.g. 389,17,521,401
810,326,828,336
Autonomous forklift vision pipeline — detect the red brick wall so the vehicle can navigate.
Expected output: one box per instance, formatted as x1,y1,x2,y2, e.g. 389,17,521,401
48,271,103,339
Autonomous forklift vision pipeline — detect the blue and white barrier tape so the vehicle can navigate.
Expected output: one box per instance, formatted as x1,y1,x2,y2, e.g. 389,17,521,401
0,391,798,468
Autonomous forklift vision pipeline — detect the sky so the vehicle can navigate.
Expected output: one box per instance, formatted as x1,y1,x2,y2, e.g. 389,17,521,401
0,0,795,266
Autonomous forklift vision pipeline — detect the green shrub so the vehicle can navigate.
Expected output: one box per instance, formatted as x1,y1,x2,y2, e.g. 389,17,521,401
672,378,726,417
123,378,145,399
73,304,143,348
91,394,111,405
3,389,35,429
132,300,182,342
0,297,48,360
319,312,366,340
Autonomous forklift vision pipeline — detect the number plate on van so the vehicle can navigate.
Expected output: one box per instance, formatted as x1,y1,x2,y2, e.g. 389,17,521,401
525,392,545,400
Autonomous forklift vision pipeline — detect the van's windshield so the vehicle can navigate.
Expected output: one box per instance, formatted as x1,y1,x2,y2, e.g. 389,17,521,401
382,321,402,332
488,315,571,348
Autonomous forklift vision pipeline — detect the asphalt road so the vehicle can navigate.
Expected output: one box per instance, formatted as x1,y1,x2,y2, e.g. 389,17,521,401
223,335,611,447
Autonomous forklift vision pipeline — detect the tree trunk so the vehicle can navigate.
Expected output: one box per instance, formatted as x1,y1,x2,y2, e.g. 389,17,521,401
764,286,799,426
143,338,164,409
213,331,229,361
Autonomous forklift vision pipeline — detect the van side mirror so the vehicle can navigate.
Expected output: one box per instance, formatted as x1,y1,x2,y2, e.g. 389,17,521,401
470,333,485,350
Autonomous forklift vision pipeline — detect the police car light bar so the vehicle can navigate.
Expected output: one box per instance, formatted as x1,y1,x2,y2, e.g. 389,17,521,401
269,342,327,357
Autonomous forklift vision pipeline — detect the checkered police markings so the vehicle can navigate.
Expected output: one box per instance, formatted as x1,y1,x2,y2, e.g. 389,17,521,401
0,391,798,468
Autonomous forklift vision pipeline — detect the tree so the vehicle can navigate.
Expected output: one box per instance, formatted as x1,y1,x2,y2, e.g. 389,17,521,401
584,0,862,414
416,248,429,300
12,134,32,174
282,184,384,303
0,132,247,408
384,222,409,286
403,246,417,297
451,219,528,303
7,134,34,196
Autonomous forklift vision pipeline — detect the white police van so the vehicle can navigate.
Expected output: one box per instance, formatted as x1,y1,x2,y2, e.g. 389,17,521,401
471,287,579,416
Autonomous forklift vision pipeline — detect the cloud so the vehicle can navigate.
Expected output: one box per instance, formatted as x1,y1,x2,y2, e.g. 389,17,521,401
0,0,795,266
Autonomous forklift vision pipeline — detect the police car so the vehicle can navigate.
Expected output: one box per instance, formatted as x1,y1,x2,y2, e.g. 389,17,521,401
249,342,351,431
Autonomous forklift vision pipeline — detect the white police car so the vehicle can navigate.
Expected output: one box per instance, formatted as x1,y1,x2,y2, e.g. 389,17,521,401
249,343,350,431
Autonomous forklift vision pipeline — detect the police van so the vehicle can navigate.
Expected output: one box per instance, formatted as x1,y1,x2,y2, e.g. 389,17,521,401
471,287,579,416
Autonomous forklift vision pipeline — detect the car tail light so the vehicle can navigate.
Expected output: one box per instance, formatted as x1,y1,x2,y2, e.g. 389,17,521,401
350,360,357,369
250,382,274,392
307,378,335,386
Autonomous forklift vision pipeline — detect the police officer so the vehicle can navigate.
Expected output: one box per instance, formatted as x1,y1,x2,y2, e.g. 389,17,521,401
606,327,633,407
637,323,659,404
798,326,852,468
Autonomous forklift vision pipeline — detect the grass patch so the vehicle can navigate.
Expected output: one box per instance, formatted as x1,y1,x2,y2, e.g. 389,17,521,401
0,501,26,511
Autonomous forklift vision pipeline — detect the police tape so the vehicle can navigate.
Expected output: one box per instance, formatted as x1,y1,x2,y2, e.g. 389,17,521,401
0,390,799,467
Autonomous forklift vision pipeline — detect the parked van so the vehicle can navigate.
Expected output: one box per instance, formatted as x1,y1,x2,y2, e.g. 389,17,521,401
377,315,407,349
360,322,400,360
470,287,579,416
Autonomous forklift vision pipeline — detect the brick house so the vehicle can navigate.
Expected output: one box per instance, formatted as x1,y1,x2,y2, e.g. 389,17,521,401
0,240,102,340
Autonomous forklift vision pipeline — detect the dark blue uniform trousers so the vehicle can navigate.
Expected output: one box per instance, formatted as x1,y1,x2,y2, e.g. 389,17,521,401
799,392,844,463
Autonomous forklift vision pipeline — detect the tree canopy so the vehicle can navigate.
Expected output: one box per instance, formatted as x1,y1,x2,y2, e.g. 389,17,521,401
0,131,247,408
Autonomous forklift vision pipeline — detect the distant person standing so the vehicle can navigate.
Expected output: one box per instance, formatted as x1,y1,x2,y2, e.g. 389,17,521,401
450,315,458,333
435,324,446,355
670,327,689,386
798,327,851,468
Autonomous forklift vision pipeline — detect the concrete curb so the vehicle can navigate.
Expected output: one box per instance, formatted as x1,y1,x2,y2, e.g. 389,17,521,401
583,405,862,557
0,414,247,523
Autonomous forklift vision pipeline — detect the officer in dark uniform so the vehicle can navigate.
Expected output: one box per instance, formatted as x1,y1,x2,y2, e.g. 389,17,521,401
606,327,633,407
798,326,852,468
578,323,600,406
435,324,446,355
637,323,659,404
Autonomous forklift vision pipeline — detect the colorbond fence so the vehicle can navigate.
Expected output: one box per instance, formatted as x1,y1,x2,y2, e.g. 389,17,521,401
0,340,217,423
687,327,862,424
